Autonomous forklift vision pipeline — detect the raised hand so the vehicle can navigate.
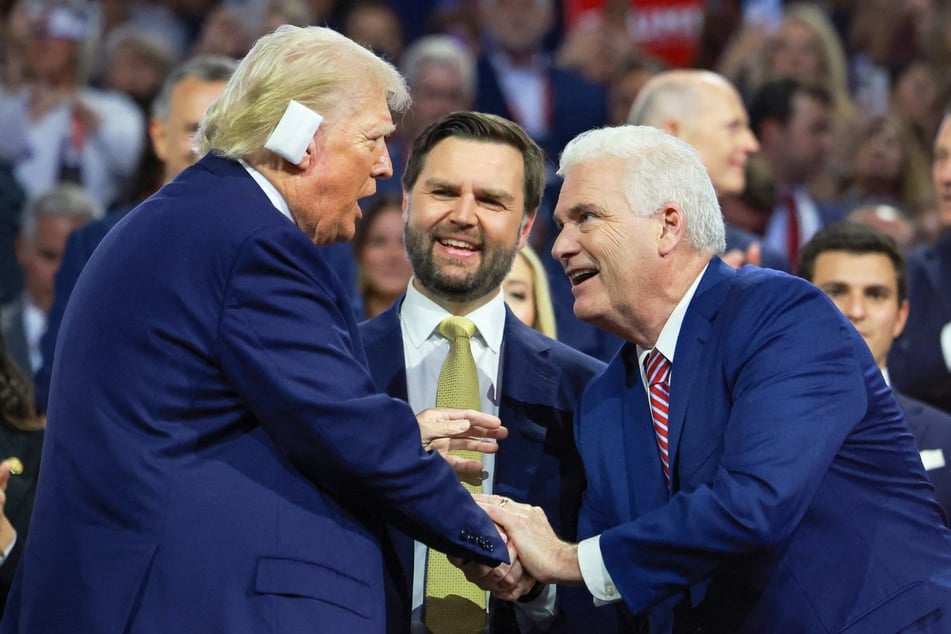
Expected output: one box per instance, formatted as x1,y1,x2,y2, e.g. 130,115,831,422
416,408,508,485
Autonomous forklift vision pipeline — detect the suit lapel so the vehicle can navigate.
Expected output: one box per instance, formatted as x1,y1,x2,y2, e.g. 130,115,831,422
667,260,734,490
495,311,558,502
361,301,408,398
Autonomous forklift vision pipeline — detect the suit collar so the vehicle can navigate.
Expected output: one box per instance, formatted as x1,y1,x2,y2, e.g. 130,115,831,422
666,258,735,489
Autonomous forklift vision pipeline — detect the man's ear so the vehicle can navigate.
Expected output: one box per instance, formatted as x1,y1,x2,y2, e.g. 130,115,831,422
660,118,680,138
149,117,168,163
294,137,318,172
658,203,686,256
517,210,538,250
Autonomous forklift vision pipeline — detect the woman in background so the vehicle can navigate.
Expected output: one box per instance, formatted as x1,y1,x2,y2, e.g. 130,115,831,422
502,245,557,339
353,193,412,320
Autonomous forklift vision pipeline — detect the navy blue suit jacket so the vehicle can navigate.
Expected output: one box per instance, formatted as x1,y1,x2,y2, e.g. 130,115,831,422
1,155,506,633
897,390,951,524
34,203,358,412
889,230,951,412
577,259,951,633
360,301,611,632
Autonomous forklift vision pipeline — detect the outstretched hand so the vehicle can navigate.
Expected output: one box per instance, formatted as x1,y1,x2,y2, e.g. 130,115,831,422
722,242,762,269
416,408,508,486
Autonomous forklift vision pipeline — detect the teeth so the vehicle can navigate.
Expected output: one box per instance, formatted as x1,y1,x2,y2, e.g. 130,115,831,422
441,239,475,250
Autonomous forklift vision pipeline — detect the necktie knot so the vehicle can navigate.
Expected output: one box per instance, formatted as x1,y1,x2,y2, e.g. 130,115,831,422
645,349,671,388
439,316,476,342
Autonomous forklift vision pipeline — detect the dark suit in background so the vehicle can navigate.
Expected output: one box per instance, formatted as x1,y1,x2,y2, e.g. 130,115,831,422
897,390,951,522
889,230,951,413
362,303,609,632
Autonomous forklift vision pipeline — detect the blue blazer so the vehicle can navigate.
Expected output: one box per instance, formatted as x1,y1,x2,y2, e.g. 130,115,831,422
360,301,610,632
1,155,506,633
33,205,358,412
577,258,951,633
897,390,951,524
889,230,951,412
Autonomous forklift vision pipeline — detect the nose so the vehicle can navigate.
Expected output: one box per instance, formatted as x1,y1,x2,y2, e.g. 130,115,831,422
447,193,478,226
839,293,866,322
373,146,393,179
551,224,578,264
743,127,760,153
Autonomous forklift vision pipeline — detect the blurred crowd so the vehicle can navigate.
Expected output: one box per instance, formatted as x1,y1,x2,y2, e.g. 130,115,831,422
2,0,951,413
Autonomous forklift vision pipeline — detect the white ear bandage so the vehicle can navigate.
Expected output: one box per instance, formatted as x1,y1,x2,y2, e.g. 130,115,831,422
264,100,323,165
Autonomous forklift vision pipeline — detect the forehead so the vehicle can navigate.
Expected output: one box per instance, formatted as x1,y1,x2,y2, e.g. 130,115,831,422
693,81,744,121
935,117,951,151
812,250,898,286
419,137,524,178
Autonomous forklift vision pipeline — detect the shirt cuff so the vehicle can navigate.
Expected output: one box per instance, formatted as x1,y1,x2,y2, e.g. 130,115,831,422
0,531,17,566
514,583,558,630
578,535,622,605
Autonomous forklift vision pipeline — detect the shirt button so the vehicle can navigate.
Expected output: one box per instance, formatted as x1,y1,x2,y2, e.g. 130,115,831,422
605,584,617,597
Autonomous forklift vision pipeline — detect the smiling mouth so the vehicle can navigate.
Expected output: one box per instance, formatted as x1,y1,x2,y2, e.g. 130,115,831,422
568,269,598,286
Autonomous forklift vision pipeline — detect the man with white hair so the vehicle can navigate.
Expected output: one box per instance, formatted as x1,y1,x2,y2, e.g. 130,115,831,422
467,125,951,633
2,26,508,633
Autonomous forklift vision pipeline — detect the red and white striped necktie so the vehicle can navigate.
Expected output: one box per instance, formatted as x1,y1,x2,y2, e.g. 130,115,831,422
645,349,672,484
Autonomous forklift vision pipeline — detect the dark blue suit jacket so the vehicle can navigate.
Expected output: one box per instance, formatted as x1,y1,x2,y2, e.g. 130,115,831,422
360,301,611,632
474,56,607,166
33,203,358,412
897,390,951,524
577,259,951,633
1,155,506,633
889,230,951,412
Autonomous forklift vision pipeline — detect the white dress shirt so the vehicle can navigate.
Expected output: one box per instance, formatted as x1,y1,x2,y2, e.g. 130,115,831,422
578,264,708,604
22,296,46,374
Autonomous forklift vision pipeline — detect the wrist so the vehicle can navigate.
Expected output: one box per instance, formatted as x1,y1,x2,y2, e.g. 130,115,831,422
517,581,545,603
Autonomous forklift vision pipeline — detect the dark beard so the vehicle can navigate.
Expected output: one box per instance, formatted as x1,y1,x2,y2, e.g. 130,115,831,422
405,224,520,305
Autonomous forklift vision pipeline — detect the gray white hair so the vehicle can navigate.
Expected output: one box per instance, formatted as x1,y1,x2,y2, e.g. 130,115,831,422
400,35,476,99
20,183,103,239
558,125,726,255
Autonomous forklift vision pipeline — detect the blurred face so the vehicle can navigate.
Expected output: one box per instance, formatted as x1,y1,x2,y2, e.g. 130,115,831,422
768,19,823,84
408,61,472,138
345,6,403,60
358,205,412,300
150,77,227,183
679,81,759,196
780,93,832,183
404,137,534,309
931,115,951,227
502,251,536,327
480,0,553,56
892,62,937,127
26,34,77,82
293,89,396,244
811,251,907,368
609,67,654,126
552,158,658,341
853,120,902,182
16,215,87,313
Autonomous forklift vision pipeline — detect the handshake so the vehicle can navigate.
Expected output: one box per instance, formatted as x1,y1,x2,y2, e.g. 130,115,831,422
416,407,582,601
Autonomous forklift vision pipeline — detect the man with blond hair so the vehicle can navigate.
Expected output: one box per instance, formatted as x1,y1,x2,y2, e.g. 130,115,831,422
2,26,508,633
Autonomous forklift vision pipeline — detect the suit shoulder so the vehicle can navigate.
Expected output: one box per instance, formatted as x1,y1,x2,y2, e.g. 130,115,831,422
898,392,951,437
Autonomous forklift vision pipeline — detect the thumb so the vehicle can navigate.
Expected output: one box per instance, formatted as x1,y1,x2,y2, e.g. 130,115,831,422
0,461,10,493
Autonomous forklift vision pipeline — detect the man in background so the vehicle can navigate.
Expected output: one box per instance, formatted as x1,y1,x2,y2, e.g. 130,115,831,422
798,221,951,521
2,185,101,386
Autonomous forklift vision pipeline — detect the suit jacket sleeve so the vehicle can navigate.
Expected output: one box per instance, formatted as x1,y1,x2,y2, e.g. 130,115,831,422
599,277,871,613
218,224,506,566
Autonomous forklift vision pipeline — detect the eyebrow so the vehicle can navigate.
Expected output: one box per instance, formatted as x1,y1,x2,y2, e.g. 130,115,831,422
423,178,516,203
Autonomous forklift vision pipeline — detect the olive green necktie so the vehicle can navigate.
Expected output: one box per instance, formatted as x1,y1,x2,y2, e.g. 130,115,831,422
424,316,486,633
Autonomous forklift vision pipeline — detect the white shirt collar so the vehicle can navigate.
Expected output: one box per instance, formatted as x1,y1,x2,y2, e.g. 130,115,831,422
636,263,709,378
881,367,891,387
239,159,295,224
400,279,506,354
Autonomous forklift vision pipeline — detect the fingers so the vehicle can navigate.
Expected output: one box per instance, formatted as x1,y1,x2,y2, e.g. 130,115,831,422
721,249,745,269
746,242,762,267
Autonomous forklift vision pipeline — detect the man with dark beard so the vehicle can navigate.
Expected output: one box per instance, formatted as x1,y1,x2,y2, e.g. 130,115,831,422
359,112,609,633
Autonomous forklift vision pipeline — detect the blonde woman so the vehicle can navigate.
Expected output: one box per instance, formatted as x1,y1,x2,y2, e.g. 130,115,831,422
503,244,557,339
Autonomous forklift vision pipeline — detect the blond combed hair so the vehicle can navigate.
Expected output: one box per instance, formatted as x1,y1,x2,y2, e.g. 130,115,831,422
197,25,410,163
